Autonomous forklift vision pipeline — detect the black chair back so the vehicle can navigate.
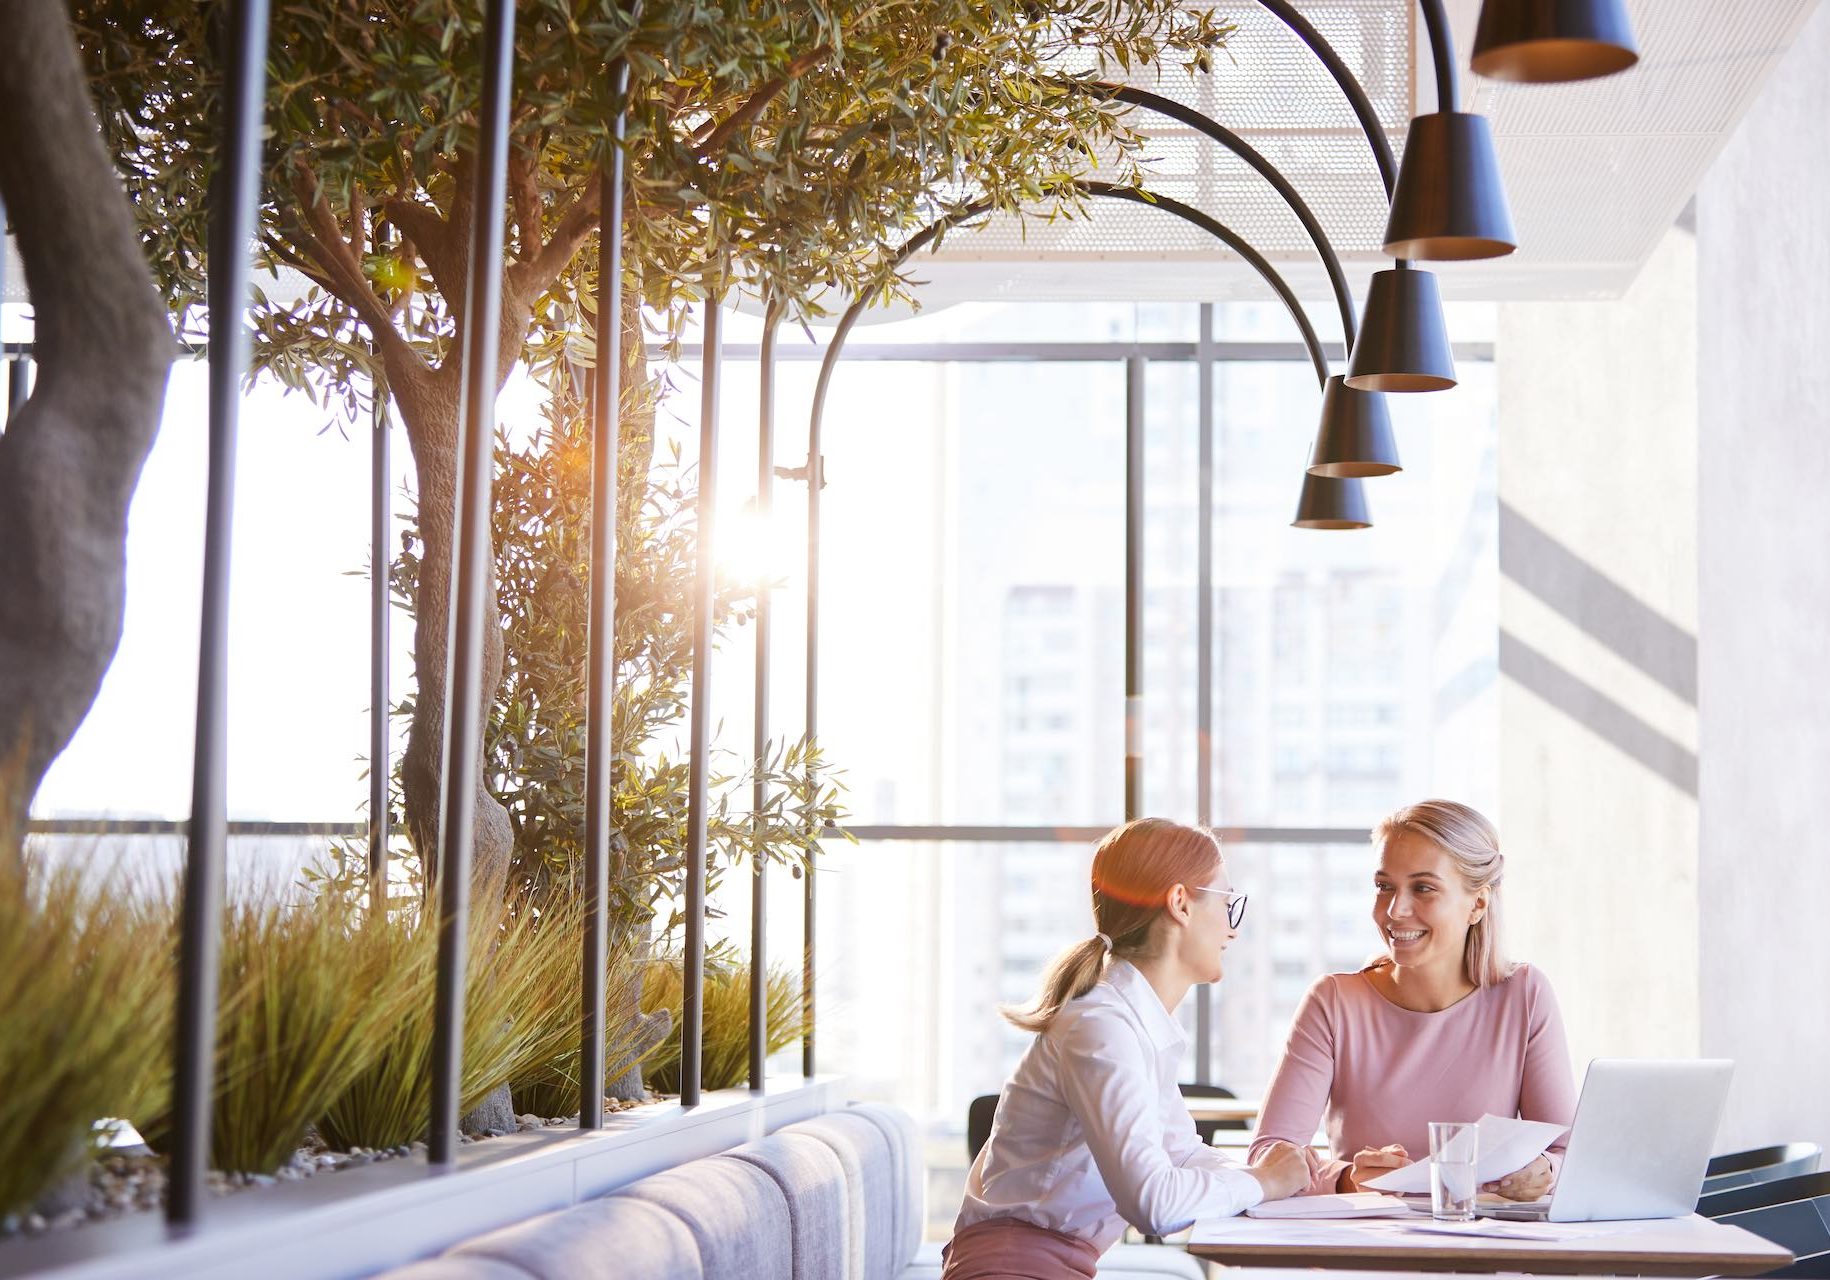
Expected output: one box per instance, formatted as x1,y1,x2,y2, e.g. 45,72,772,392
967,1093,999,1162
1703,1142,1822,1196
1181,1082,1246,1146
1698,1170,1830,1278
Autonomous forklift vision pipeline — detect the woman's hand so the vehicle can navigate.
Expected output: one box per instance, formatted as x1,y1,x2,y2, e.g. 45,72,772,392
1483,1154,1552,1201
1337,1144,1411,1192
1248,1140,1310,1202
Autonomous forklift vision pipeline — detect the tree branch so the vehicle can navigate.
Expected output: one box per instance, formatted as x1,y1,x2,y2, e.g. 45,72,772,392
384,195,465,301
285,157,421,371
507,177,602,302
349,180,367,259
692,47,830,158
507,143,541,261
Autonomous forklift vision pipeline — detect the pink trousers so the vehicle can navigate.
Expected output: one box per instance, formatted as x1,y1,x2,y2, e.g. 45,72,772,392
939,1216,1102,1280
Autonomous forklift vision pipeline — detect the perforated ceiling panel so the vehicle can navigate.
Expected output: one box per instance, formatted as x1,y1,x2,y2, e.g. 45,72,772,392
2,2,1813,309
951,2,1412,263
916,0,1820,302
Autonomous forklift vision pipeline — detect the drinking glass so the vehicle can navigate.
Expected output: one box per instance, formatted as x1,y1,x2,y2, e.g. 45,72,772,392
1428,1120,1479,1222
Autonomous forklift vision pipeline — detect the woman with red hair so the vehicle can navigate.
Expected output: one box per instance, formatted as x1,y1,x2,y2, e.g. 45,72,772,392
941,818,1306,1280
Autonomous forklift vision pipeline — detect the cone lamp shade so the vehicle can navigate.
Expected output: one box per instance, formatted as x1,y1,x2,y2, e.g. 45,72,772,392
1308,376,1399,477
1472,0,1640,83
1293,473,1372,530
1382,112,1517,260
1345,267,1456,393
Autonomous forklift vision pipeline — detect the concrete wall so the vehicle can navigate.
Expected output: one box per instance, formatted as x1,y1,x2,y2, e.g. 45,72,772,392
1695,0,1830,1154
1495,227,1701,1072
1492,0,1830,1155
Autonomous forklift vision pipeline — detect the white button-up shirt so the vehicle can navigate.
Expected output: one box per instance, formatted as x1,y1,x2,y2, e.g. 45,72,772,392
955,959,1264,1250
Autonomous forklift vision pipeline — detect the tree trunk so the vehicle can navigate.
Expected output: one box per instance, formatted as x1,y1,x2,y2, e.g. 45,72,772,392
606,916,671,1103
0,0,174,859
383,350,514,906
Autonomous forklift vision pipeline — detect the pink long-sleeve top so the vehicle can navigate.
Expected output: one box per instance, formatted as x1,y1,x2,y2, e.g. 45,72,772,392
1248,963,1577,1197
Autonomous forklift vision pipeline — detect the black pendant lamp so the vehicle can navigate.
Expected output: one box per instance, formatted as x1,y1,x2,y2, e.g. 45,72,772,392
1293,473,1372,530
1382,111,1516,260
1472,0,1640,83
1308,376,1399,478
1345,267,1456,393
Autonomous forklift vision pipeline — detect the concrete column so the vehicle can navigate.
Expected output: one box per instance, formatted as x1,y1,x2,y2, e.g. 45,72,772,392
1695,0,1830,1154
1495,226,1701,1070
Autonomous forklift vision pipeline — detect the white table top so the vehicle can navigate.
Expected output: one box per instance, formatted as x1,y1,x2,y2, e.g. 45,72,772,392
1187,1211,1791,1275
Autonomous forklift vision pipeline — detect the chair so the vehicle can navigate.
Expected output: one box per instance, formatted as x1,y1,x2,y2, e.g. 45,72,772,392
1180,1082,1248,1147
1702,1142,1822,1196
1697,1170,1830,1277
969,1084,1247,1164
967,1093,999,1163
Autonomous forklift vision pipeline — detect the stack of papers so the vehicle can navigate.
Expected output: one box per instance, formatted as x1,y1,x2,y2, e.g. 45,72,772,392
1247,1193,1412,1220
1364,1115,1568,1194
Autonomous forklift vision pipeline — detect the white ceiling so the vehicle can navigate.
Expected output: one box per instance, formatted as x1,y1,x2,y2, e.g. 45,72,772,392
911,0,1822,304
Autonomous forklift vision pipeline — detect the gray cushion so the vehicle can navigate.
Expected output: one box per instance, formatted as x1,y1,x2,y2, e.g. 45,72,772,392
780,1113,870,1278
783,1110,900,1280
725,1131,851,1280
375,1260,535,1280
618,1154,792,1280
449,1197,699,1280
849,1102,925,1270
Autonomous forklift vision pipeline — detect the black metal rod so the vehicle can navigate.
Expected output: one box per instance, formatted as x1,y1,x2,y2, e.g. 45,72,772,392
368,344,390,917
429,0,515,1165
1125,355,1144,822
170,0,270,1228
1418,0,1461,112
581,71,629,1131
1095,84,1358,345
750,300,779,1091
681,296,721,1107
0,193,8,340
7,357,27,419
1194,304,1215,1086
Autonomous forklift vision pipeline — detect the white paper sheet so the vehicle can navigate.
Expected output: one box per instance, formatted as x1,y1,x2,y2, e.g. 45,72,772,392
1363,1114,1568,1194
1189,1218,1421,1246
1246,1192,1412,1219
1401,1219,1648,1242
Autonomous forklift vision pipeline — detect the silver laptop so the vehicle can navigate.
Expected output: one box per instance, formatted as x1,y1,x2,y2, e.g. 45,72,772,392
1480,1058,1733,1222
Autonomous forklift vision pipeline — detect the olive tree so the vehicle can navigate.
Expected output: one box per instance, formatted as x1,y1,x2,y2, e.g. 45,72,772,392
69,0,1227,902
0,0,173,861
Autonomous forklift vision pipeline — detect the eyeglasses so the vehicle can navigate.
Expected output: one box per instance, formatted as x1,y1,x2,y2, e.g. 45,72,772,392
1193,887,1248,929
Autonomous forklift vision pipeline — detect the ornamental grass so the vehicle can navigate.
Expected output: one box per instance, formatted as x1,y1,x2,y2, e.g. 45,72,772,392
639,952,807,1095
138,886,428,1174
316,892,602,1151
507,955,655,1119
0,854,172,1217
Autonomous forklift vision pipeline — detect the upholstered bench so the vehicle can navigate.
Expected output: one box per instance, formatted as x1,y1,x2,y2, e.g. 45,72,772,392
377,1102,1202,1279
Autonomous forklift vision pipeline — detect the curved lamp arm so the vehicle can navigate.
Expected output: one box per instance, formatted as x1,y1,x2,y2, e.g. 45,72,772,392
1418,0,1460,111
1253,0,1400,194
1079,183,1326,386
1092,81,1356,347
808,182,1329,464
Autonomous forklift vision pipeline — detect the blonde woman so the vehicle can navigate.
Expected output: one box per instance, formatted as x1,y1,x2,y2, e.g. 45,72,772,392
1249,800,1577,1200
943,818,1307,1280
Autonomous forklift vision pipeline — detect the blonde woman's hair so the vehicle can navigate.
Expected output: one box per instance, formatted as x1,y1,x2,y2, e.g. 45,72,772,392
1372,799,1513,988
1001,818,1222,1034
